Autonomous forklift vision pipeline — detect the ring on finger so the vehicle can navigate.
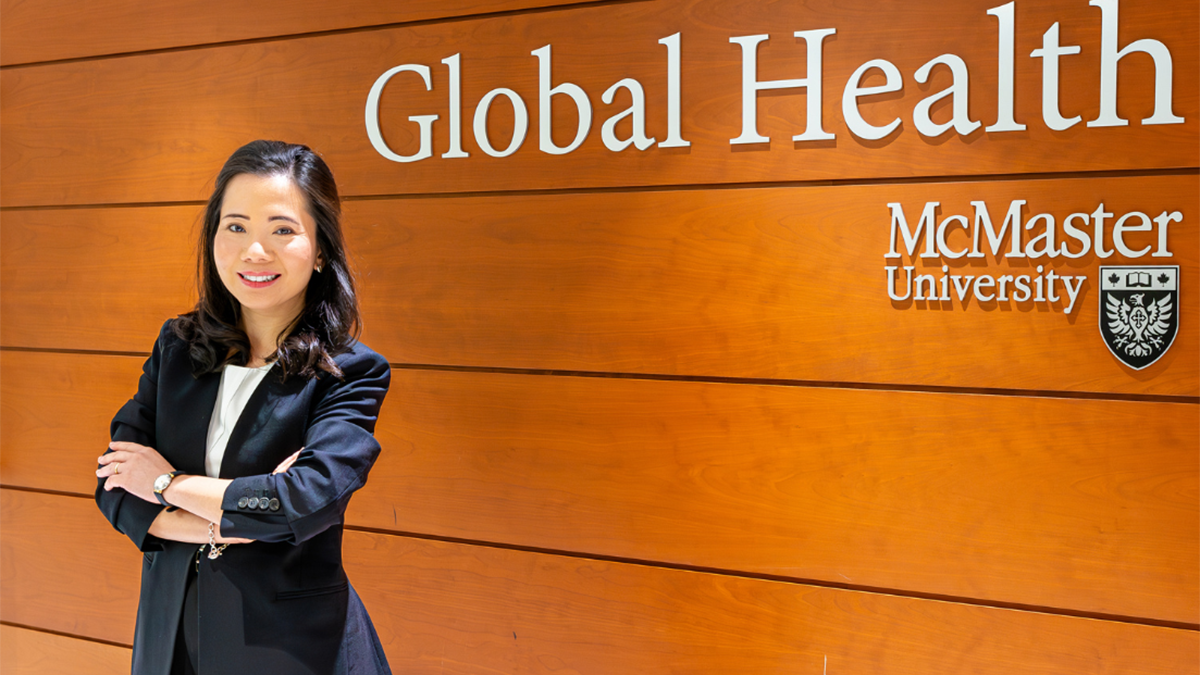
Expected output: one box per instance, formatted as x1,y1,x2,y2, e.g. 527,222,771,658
114,462,121,474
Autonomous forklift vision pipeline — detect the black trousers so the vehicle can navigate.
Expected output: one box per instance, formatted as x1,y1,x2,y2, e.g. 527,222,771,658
170,550,201,675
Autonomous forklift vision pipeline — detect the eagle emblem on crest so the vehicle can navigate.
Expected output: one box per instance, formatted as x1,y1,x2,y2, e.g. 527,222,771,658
1099,266,1179,370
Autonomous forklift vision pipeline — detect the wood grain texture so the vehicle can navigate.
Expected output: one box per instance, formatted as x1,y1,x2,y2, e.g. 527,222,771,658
0,0,604,66
5,352,1196,624
0,491,141,643
3,490,1195,674
0,625,132,675
0,204,200,351
4,176,1195,395
348,531,1199,675
0,351,144,490
345,175,1198,396
2,0,1195,206
358,370,1198,626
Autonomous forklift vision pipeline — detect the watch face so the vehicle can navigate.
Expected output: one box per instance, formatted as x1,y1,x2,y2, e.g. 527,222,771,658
154,474,170,492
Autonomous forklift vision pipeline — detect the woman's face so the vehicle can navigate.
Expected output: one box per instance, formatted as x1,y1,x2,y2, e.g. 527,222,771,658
213,173,321,324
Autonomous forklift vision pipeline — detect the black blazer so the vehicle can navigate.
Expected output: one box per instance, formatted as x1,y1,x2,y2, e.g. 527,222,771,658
96,320,392,675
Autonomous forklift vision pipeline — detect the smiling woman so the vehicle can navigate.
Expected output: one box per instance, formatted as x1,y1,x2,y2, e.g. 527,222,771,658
94,140,393,675
214,173,323,360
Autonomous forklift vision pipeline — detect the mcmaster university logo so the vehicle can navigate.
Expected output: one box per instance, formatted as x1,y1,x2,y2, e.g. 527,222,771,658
1100,266,1179,370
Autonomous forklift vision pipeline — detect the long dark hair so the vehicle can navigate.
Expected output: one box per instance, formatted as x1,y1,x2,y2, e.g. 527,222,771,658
173,140,361,379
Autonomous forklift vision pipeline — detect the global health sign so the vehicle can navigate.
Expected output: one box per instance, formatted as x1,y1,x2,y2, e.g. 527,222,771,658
364,0,1183,162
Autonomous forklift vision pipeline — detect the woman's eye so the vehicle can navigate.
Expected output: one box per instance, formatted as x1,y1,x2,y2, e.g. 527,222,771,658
275,227,294,235
226,223,245,233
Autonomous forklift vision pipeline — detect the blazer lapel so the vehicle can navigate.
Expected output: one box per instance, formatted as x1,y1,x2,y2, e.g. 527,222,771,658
160,369,220,477
218,366,308,478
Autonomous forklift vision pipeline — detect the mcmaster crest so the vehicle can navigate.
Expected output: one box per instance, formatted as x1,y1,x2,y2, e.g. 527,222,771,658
1099,266,1179,370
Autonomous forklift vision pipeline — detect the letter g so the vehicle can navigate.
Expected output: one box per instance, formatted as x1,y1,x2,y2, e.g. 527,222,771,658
365,64,439,163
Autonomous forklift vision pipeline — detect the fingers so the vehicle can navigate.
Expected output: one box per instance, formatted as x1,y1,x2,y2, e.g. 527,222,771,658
97,450,131,465
98,441,151,464
98,463,122,488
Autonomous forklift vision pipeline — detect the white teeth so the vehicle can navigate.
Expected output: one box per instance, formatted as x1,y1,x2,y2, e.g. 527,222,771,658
242,274,279,283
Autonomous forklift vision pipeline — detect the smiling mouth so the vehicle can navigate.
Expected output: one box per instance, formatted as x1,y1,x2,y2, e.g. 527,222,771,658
238,272,281,287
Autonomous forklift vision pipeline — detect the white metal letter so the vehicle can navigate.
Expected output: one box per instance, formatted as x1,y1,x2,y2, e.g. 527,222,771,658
365,64,438,163
1030,23,1082,131
1112,211,1152,257
1060,213,1092,258
658,33,691,148
473,88,529,158
886,202,939,259
842,59,903,140
986,2,1026,132
969,199,1026,258
729,30,837,145
441,54,469,158
1152,211,1181,257
937,215,970,259
1088,0,1184,127
913,54,981,137
532,44,593,155
601,78,655,151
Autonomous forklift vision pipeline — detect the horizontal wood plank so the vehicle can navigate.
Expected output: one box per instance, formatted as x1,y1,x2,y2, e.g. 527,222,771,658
2,0,1195,206
0,204,200,353
0,351,145,490
346,175,1198,395
0,0,603,66
3,490,1195,674
4,176,1195,395
347,531,1200,675
4,352,1195,624
359,370,1198,626
0,491,141,643
0,625,131,675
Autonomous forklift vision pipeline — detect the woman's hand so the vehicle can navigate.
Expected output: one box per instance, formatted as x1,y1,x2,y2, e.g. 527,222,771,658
97,441,175,504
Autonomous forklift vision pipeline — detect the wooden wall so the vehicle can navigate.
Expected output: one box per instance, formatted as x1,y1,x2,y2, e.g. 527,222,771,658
2,0,1196,672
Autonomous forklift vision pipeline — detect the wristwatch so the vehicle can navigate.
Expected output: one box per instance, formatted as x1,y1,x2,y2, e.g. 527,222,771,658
154,471,181,511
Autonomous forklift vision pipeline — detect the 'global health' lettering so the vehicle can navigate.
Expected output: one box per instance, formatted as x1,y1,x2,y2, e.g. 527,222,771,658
365,0,1183,162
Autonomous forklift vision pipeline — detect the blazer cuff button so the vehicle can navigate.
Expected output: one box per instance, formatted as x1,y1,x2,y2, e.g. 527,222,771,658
247,497,260,509
258,498,270,511
268,498,280,512
237,497,249,509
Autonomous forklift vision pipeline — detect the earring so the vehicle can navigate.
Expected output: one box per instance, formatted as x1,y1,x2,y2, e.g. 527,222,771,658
315,264,323,273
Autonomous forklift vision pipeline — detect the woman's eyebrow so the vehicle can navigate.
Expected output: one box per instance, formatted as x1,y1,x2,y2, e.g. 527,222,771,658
219,213,300,225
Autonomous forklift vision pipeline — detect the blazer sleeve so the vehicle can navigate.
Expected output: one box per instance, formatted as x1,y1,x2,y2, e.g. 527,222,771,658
95,321,169,552
218,347,391,545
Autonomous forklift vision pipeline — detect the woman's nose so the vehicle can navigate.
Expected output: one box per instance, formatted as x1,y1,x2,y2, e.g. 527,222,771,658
242,239,270,261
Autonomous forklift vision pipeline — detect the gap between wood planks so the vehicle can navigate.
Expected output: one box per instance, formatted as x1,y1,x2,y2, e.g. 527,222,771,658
0,346,1195,404
4,485,1198,633
1,168,1196,212
0,0,648,70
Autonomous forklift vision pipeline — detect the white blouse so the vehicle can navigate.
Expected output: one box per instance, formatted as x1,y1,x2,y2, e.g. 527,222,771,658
205,363,274,478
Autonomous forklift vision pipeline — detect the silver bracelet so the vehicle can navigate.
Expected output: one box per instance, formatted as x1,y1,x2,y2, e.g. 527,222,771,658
207,522,229,560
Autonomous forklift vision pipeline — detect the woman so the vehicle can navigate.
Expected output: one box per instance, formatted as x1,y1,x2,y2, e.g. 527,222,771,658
95,140,392,675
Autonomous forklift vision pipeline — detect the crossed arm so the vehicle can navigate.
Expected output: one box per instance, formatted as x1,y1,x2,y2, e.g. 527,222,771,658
96,442,298,545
